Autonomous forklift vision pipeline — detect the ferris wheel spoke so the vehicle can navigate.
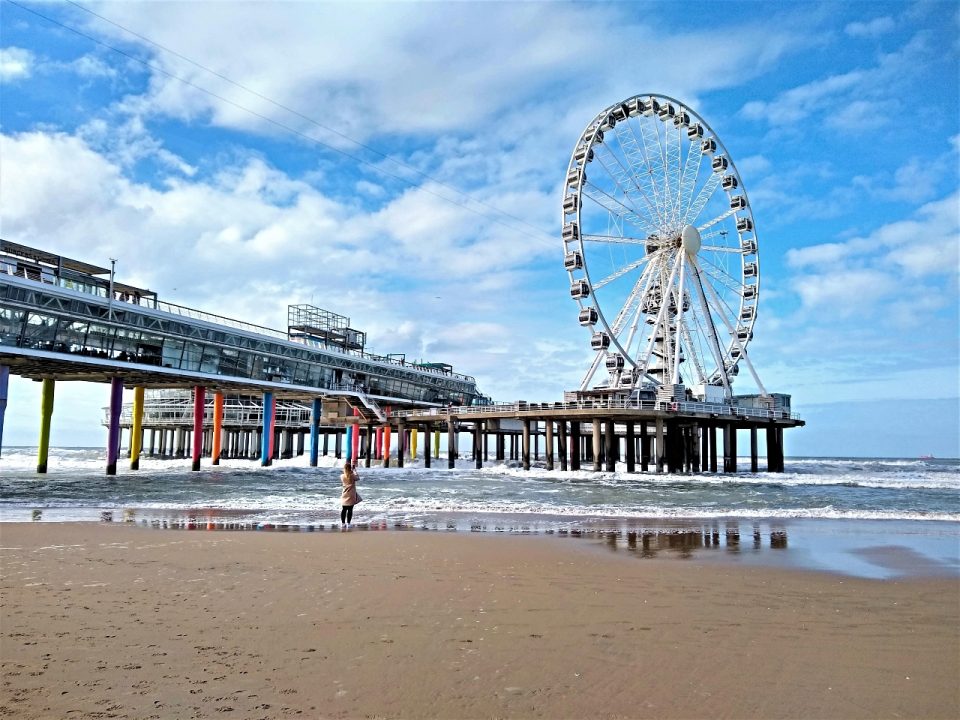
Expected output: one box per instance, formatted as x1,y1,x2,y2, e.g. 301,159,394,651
581,233,649,245
595,139,663,226
698,255,743,294
638,251,682,380
592,255,654,291
687,257,732,395
697,208,737,231
607,259,658,337
683,172,722,225
699,244,742,253
624,117,671,227
676,128,705,222
582,182,657,235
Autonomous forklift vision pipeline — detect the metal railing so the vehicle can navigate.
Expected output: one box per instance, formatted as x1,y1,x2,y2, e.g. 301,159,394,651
390,399,800,421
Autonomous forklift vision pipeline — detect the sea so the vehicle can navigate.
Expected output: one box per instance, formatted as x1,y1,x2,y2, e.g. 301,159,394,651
2,447,958,579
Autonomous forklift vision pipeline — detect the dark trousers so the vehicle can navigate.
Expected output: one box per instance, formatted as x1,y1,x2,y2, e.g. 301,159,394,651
340,505,354,524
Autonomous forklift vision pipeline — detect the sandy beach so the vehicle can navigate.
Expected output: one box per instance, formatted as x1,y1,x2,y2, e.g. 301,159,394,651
1,523,957,719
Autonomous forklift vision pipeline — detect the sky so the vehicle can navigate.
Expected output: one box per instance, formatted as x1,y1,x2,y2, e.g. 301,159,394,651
0,0,958,457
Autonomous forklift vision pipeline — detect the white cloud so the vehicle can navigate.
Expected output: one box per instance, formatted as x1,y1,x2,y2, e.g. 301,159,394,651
68,54,117,79
740,32,929,131
0,46,33,81
844,16,896,39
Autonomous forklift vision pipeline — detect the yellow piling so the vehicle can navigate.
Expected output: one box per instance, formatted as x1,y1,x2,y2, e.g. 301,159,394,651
130,386,144,470
37,378,55,473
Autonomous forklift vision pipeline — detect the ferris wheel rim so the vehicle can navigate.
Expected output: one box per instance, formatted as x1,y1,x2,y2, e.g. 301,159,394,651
562,92,760,393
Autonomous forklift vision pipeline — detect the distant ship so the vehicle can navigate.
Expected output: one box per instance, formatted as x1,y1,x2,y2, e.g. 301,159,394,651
919,454,935,460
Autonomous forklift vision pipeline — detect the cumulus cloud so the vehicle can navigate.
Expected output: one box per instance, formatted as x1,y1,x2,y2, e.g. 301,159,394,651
0,46,33,81
844,16,896,39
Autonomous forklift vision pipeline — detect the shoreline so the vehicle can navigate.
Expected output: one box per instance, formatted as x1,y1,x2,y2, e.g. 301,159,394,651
3,513,959,581
1,522,958,719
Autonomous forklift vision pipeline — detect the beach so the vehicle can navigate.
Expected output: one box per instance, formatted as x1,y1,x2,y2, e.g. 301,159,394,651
1,523,957,719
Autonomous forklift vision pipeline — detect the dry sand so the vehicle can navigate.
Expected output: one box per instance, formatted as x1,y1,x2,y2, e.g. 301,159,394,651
1,522,957,720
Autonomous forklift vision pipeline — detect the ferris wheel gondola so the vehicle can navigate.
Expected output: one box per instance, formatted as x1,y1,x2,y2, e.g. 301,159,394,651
562,93,764,400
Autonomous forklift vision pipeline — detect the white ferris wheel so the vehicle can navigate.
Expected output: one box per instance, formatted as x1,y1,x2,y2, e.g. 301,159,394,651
562,93,767,400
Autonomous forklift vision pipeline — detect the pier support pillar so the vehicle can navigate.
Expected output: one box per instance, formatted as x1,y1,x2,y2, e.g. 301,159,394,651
382,425,391,468
591,418,601,472
447,420,456,469
545,421,554,471
411,427,418,461
604,419,615,472
346,424,355,464
397,421,405,468
364,423,373,468
0,365,8,458
191,386,205,471
309,398,321,467
709,423,718,472
522,419,531,471
750,427,759,473
37,378,56,473
766,425,784,472
148,428,156,457
130,386,145,470
723,423,738,473
105,377,122,475
423,424,432,469
701,423,710,472
211,391,224,465
495,433,504,462
570,421,581,471
475,421,483,470
557,421,568,471
655,417,664,473
625,421,635,473
260,391,274,467
640,422,649,472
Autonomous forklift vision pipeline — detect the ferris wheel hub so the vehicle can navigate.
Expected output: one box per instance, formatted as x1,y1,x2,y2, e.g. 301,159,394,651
681,224,702,256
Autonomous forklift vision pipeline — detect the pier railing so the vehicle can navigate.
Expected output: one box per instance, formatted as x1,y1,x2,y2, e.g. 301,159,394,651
389,399,800,422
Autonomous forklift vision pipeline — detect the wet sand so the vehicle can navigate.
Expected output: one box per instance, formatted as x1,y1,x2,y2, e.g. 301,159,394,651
1,523,958,719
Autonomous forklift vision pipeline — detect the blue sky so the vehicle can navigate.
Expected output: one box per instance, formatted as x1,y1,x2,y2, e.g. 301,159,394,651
1,0,958,457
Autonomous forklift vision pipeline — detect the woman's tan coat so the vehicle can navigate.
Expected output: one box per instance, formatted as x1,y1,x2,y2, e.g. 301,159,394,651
340,468,359,506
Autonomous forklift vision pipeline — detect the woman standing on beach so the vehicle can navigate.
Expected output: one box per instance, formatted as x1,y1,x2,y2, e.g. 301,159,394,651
340,462,360,528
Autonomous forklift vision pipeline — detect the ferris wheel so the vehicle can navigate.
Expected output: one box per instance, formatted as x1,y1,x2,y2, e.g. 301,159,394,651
562,93,765,400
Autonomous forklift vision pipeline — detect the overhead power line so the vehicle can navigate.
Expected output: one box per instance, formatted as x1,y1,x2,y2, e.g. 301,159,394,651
6,0,557,248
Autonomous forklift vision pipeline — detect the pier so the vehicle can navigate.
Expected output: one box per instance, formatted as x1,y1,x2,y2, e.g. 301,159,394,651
1,240,802,474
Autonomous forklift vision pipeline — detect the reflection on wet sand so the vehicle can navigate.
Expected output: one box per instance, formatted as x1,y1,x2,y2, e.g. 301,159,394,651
64,507,794,564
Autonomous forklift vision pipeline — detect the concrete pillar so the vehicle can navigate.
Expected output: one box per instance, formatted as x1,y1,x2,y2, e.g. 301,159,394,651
0,365,8,458
424,423,432,469
364,423,373,468
640,422,649,471
37,378,56,473
625,421,635,473
260,391,274,467
130,386,145,470
334,429,342,460
323,430,330,457
591,418,601,472
148,428,156,457
750,427,759,473
383,425,391,468
309,398,321,467
545,420,554,471
533,430,539,461
397,421,405,468
434,430,440,462
522,419,531,471
709,423,718,472
655,417,664,473
604,419,615,472
447,420,456,469
474,421,483,470
557,420,568,471
701,423,710,472
495,432,504,462
105,377,122,475
570,421,581,471
209,391,223,465
411,427,418,461
191,386,205,471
